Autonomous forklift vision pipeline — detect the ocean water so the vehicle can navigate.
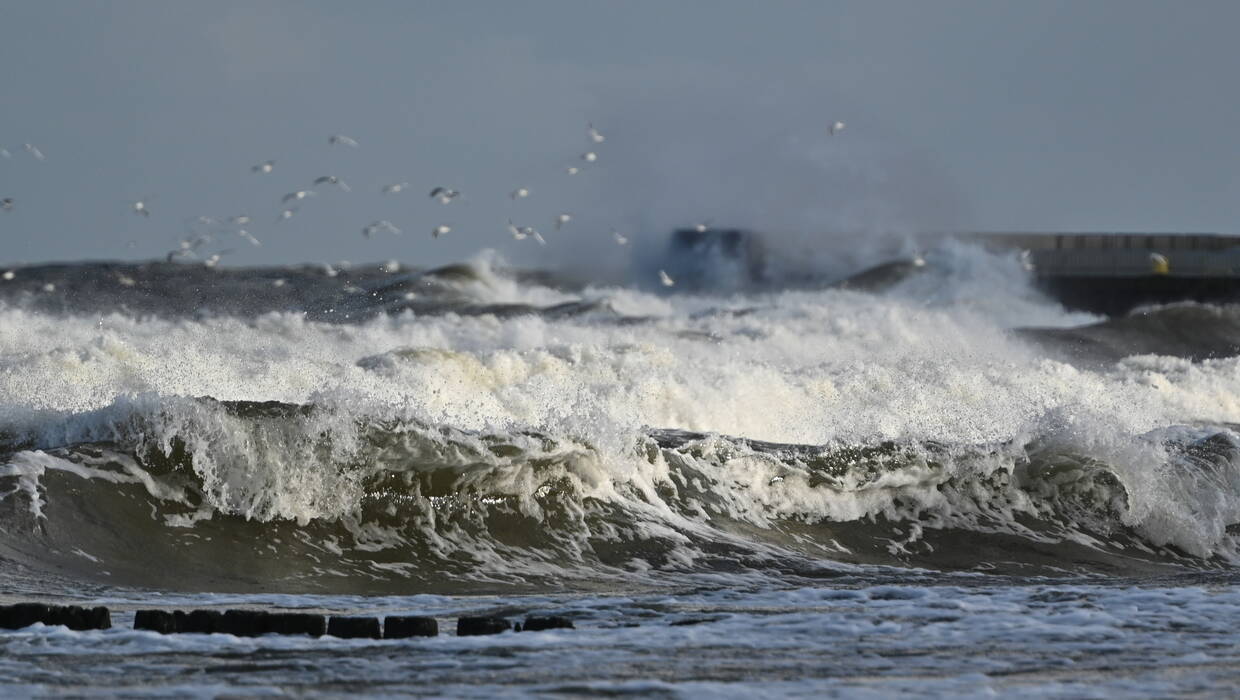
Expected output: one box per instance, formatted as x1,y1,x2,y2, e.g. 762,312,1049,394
2,241,1240,697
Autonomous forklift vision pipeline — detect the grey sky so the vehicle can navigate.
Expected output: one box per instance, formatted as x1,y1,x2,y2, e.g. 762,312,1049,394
1,1,1238,271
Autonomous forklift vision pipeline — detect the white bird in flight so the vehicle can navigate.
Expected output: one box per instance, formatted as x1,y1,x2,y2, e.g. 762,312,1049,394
588,123,605,143
658,269,675,287
167,234,210,261
1,198,13,212
510,187,530,200
230,215,252,226
432,224,451,238
329,134,359,147
185,215,219,229
132,199,151,217
581,151,598,163
829,120,846,136
251,160,275,174
611,229,628,245
23,143,44,161
278,208,297,222
0,148,11,159
693,219,713,233
555,213,572,230
566,166,580,176
429,187,459,204
507,220,545,244
313,175,351,192
381,182,410,194
282,190,316,204
362,220,401,238
237,229,261,246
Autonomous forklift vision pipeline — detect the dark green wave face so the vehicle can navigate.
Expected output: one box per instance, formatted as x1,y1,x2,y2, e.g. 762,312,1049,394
1,396,1236,595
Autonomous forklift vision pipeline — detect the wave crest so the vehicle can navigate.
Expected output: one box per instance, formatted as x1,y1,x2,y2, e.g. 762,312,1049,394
2,396,1238,593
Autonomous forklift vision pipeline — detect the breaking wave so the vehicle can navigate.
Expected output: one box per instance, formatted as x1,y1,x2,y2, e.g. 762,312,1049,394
1,395,1239,594
1,240,1239,594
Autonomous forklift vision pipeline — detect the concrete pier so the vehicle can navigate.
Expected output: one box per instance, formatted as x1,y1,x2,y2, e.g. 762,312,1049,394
666,228,1240,316
968,232,1240,315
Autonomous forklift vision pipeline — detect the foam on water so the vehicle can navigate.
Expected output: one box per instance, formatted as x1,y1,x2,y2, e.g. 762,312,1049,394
0,242,1238,592
1,243,1240,695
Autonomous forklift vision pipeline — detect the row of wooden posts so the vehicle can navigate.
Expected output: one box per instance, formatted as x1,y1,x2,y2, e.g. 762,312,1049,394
0,603,573,638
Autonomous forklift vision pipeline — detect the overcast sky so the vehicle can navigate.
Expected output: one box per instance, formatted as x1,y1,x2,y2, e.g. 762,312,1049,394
2,1,1238,271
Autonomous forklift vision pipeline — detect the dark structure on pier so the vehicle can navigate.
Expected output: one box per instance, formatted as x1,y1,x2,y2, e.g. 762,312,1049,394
665,228,769,290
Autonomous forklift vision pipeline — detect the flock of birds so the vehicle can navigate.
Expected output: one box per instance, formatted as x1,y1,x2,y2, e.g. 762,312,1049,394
2,120,847,288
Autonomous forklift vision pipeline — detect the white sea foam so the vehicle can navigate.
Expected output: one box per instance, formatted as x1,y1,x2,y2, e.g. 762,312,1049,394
0,245,1238,561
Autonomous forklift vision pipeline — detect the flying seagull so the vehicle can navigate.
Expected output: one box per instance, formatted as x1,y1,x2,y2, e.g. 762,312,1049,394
362,220,401,238
251,160,275,174
381,182,410,194
329,134,359,147
658,269,675,287
429,187,459,204
282,189,316,204
507,220,544,244
166,234,210,261
693,219,713,233
829,120,846,136
432,224,451,238
23,143,44,161
510,187,530,200
566,166,580,176
554,213,572,230
0,148,11,159
1,198,13,212
313,175,351,192
186,215,219,228
132,199,151,217
611,229,628,245
581,151,598,163
277,208,297,222
588,123,605,143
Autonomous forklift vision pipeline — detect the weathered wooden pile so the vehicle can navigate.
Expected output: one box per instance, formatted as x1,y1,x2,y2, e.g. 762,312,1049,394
0,603,574,638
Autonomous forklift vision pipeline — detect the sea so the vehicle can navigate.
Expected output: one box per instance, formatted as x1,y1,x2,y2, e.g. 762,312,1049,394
2,240,1240,697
